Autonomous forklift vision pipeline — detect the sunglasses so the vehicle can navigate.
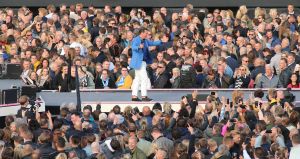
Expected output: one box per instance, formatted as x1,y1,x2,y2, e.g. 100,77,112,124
158,66,164,68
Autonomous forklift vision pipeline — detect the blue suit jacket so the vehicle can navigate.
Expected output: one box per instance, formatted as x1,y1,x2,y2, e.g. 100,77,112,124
129,36,161,69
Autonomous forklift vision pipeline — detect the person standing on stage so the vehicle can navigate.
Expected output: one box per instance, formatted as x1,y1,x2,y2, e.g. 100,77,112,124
130,28,161,101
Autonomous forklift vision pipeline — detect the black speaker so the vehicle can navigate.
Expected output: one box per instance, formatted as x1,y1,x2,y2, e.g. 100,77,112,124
21,86,37,100
4,64,22,79
1,89,19,104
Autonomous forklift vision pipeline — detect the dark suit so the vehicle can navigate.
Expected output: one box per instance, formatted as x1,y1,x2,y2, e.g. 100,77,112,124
251,66,265,80
153,72,170,88
279,68,292,87
39,143,56,159
226,56,239,72
93,52,107,64
95,78,116,89
215,74,232,88
56,73,69,92
287,62,296,73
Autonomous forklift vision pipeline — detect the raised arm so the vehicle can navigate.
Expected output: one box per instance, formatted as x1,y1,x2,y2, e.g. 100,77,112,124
147,40,162,46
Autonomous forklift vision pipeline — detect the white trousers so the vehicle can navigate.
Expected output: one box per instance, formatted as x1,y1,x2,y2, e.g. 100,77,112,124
132,62,149,97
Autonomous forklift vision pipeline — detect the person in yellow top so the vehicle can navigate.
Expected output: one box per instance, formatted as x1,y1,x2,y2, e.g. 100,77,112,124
116,66,133,89
31,54,41,72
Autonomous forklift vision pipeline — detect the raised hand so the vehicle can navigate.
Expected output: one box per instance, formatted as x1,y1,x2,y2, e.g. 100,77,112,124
187,123,194,135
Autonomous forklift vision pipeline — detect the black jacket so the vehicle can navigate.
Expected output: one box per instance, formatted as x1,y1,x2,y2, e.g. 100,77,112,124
153,72,171,88
215,74,232,88
251,66,265,80
56,73,69,92
180,64,197,88
39,143,56,159
67,147,87,159
93,52,107,64
279,68,292,87
95,77,116,89
234,75,251,88
22,140,38,149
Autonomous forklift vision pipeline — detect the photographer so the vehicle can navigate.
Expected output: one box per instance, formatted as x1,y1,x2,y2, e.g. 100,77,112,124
16,95,34,119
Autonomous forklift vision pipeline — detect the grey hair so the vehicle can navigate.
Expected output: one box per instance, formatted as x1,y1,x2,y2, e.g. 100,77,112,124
163,102,172,114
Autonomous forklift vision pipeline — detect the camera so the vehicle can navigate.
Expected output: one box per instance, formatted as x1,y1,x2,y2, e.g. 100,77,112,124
28,99,40,113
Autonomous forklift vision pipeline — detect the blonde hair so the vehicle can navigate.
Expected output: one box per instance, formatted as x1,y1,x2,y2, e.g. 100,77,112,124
269,8,278,19
172,67,180,73
236,5,247,19
163,102,172,114
254,7,266,18
240,65,250,75
55,153,68,159
38,8,47,16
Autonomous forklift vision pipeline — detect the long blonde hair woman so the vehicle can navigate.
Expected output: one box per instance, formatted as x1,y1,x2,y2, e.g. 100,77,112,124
236,5,248,19
254,7,266,19
269,8,278,20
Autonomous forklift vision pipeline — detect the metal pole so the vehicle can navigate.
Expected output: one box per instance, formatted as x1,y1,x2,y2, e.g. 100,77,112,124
75,65,81,112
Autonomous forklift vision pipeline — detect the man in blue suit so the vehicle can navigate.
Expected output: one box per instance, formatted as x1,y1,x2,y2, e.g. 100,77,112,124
130,28,161,101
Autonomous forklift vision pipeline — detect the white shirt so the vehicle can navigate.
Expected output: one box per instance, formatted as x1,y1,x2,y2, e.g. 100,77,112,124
70,42,86,56
290,144,300,159
45,13,53,19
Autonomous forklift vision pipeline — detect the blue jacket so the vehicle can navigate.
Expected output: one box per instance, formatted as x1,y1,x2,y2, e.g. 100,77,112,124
129,36,161,69
271,37,281,48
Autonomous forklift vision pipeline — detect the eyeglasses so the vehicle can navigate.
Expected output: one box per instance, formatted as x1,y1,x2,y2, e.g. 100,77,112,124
26,34,32,37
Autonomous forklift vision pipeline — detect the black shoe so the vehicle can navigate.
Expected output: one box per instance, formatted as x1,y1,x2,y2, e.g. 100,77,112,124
132,97,141,101
142,97,153,101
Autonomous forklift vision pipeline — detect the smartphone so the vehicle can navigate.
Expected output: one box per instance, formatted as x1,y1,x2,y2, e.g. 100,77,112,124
227,98,230,104
266,130,272,133
229,119,236,122
240,105,246,109
96,104,101,111
211,92,216,96
239,98,243,104
133,107,140,114
244,137,250,144
254,101,258,108
230,102,233,108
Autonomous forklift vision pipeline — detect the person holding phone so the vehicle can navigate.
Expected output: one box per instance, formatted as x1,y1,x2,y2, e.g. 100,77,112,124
233,65,251,88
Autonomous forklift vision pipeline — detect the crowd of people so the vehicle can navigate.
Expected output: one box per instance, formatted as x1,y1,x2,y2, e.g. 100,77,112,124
0,89,298,159
1,4,300,91
1,3,300,159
